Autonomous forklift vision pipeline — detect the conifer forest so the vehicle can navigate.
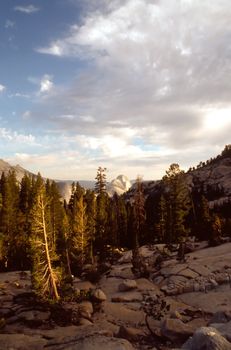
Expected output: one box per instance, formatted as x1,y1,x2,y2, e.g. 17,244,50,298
0,146,230,301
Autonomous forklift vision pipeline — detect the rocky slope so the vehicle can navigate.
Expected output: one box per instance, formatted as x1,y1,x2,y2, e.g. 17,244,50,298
0,159,33,182
129,148,231,208
1,242,231,349
186,156,231,207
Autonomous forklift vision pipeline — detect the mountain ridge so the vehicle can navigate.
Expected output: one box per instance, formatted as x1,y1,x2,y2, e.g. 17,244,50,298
1,145,231,204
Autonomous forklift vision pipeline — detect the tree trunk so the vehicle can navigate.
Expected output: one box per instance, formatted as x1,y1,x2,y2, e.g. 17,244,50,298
40,195,60,301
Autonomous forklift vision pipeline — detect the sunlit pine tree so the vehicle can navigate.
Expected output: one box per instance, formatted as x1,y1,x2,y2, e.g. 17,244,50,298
30,181,60,301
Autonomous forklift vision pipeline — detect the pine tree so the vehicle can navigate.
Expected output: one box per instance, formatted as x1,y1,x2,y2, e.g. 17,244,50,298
162,164,191,243
155,195,167,243
197,195,211,240
132,176,146,276
108,194,119,247
19,174,32,214
84,189,96,264
94,167,109,260
30,182,60,301
109,193,128,248
117,195,128,248
0,171,20,269
95,167,107,194
67,182,89,273
133,176,146,248
95,191,109,259
210,214,222,246
14,173,33,270
46,180,65,249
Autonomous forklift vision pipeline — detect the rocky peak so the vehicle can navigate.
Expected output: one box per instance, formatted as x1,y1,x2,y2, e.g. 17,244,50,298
107,175,132,196
0,159,31,181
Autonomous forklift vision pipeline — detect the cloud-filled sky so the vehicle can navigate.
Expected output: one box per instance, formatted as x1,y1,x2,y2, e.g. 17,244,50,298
0,0,231,181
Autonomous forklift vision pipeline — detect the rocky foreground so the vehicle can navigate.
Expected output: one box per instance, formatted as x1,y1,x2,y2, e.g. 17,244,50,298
1,243,231,349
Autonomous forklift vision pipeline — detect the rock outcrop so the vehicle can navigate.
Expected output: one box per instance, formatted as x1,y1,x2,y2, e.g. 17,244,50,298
182,327,231,350
2,242,231,349
107,175,132,196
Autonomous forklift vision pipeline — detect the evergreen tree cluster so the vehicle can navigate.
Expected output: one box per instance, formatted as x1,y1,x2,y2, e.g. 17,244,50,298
0,162,230,300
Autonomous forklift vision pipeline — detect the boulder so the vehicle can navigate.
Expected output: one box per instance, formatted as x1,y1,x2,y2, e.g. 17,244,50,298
186,318,207,331
92,288,107,302
18,310,50,325
103,302,145,325
210,321,231,342
78,301,94,319
182,327,231,349
161,318,194,343
117,325,146,341
136,278,159,292
118,251,132,264
118,280,137,292
118,246,155,264
209,311,231,325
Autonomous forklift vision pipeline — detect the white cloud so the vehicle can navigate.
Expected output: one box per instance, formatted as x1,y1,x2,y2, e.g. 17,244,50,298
40,75,53,93
80,115,95,123
14,5,39,14
9,92,30,98
203,108,231,131
27,0,231,179
0,84,6,92
5,20,15,29
37,43,64,56
0,128,35,144
59,114,75,120
12,153,57,165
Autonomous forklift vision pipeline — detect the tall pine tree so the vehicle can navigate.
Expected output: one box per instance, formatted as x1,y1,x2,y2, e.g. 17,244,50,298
162,164,191,243
30,180,60,301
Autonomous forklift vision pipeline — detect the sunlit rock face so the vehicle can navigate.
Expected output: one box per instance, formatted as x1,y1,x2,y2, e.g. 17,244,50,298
107,175,132,196
0,159,33,182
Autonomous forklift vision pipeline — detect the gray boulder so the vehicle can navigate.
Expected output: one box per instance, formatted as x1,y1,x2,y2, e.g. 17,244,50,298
182,327,231,350
210,321,231,342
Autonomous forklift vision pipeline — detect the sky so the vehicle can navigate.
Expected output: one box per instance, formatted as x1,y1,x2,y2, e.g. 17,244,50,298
0,0,231,181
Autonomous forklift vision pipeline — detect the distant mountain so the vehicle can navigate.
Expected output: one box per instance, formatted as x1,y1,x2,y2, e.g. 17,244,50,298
0,159,132,200
107,175,132,196
0,159,33,181
57,175,132,200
